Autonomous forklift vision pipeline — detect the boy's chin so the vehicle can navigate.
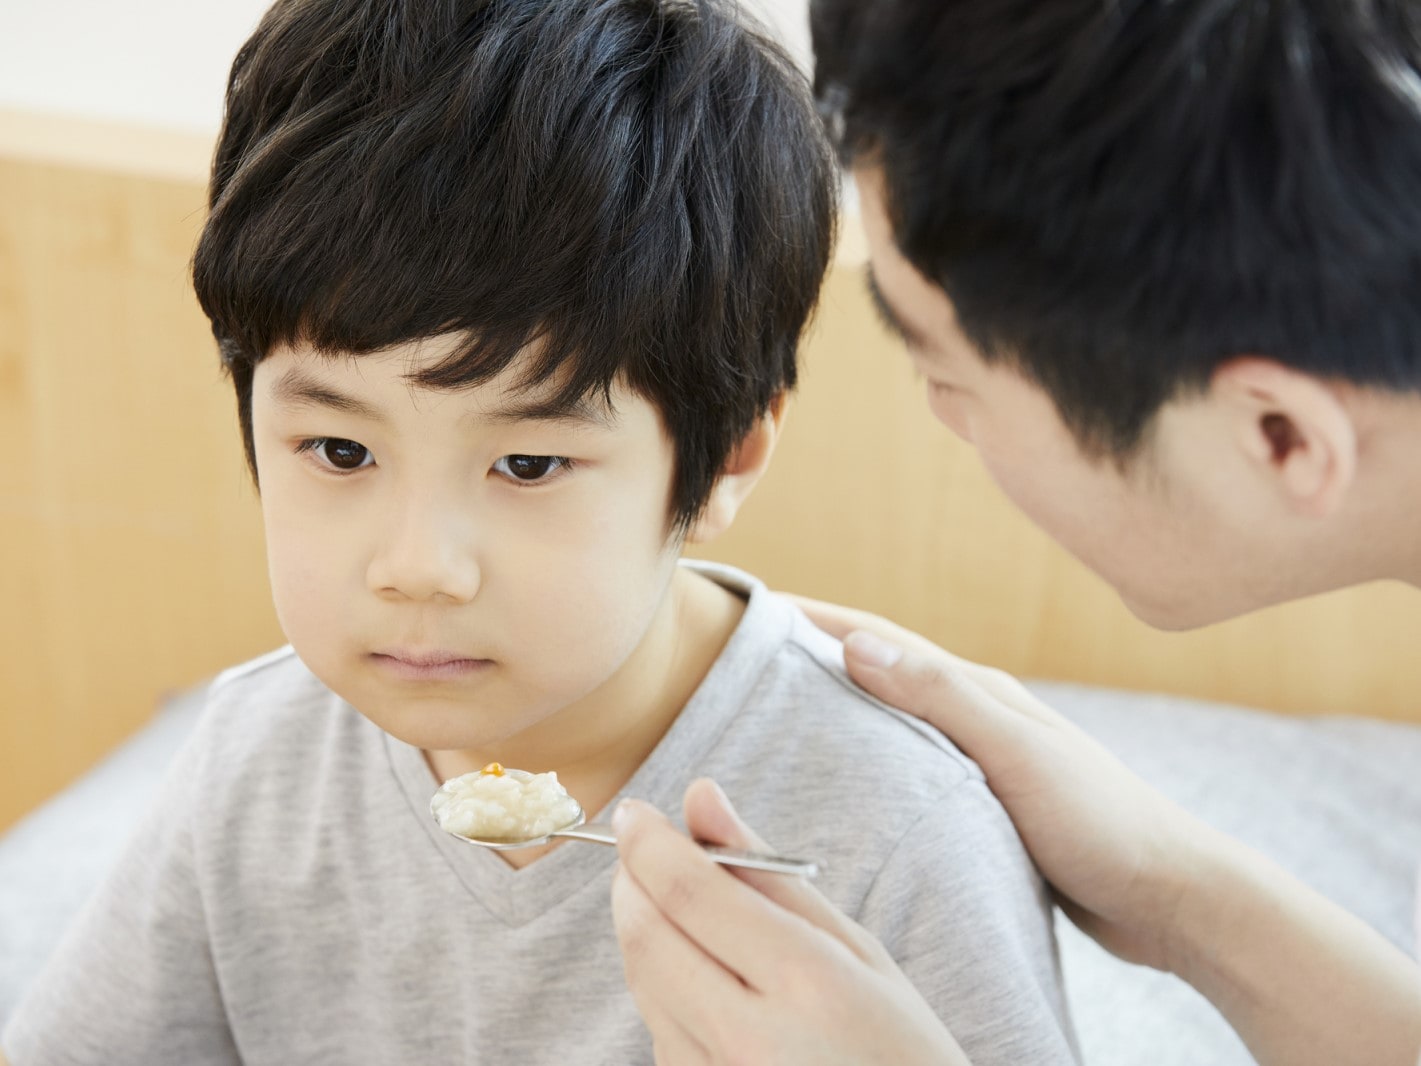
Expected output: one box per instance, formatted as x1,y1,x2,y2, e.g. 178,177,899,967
350,695,539,759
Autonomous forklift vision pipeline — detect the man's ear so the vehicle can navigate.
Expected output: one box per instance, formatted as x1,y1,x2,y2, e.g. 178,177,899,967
1211,358,1357,518
686,394,788,544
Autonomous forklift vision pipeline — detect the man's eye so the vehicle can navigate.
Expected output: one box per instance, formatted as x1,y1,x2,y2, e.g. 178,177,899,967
492,454,571,483
298,438,374,471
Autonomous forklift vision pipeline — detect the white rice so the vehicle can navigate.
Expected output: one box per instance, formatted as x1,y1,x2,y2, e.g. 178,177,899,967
430,765,581,842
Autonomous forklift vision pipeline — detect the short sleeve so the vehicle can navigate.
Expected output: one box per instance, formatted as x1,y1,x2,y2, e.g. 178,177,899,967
2,705,239,1066
856,778,1080,1065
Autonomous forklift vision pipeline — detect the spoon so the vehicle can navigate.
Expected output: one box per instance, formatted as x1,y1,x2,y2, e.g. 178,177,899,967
431,767,819,878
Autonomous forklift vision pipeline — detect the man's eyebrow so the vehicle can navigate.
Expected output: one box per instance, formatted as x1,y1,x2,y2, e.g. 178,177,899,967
271,368,386,422
865,268,930,350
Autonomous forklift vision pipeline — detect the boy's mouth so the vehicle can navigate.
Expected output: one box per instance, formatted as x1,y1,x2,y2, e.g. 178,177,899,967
370,650,491,681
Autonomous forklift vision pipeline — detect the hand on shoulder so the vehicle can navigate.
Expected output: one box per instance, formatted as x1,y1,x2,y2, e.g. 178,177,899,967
791,593,1211,972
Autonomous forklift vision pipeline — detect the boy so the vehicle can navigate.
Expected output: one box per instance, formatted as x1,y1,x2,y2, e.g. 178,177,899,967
2,0,1076,1062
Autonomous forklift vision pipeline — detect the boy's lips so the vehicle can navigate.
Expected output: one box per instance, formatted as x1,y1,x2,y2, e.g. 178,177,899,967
370,650,491,681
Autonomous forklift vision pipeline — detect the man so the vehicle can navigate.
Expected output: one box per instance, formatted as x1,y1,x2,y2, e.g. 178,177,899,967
609,1,1421,1063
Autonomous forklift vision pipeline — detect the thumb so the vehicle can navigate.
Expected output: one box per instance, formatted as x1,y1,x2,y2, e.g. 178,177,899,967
680,778,890,967
840,630,1030,763
683,777,770,852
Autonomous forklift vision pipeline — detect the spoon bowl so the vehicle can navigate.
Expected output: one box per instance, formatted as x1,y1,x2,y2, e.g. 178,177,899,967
431,767,818,877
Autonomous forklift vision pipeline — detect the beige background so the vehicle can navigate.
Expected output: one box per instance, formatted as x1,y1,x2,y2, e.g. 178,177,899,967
3,110,1418,833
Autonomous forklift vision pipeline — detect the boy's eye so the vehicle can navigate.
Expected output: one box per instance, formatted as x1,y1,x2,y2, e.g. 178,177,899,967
492,454,571,483
299,438,374,471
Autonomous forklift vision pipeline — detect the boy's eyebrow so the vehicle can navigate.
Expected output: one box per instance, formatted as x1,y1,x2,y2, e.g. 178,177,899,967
477,392,618,429
865,267,931,351
271,368,386,422
269,367,617,428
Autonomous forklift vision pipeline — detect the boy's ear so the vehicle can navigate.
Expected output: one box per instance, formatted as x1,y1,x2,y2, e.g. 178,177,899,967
1210,357,1357,518
686,394,789,544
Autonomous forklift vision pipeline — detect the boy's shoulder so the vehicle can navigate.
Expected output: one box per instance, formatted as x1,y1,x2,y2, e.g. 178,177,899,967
689,565,1026,905
210,643,310,691
769,602,982,793
690,561,983,798
787,608,979,772
188,646,372,788
205,645,339,729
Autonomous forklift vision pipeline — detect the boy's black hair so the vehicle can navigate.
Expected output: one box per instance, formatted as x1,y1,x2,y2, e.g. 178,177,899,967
812,0,1421,457
194,0,835,529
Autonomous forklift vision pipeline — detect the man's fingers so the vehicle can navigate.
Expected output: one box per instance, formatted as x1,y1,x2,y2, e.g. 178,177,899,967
680,779,892,969
793,594,1061,719
651,1036,708,1066
614,798,874,989
844,627,1072,749
611,863,743,1057
613,791,974,1066
682,777,769,851
794,594,1053,714
789,594,939,657
838,635,1029,756
786,594,884,641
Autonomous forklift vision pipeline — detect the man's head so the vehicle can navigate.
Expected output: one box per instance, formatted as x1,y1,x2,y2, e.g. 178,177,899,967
813,0,1421,625
195,0,834,534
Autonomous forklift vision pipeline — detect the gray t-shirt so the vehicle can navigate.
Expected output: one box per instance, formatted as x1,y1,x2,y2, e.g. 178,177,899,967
4,564,1076,1064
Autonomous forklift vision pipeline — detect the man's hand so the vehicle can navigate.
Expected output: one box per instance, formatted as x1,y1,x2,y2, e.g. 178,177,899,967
792,595,1421,1066
790,594,1210,972
611,778,971,1066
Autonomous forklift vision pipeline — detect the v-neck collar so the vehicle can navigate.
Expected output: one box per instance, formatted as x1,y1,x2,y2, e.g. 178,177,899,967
383,562,791,926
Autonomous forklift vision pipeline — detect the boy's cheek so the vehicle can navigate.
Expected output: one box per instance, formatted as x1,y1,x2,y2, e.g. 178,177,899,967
266,560,331,645
262,514,357,631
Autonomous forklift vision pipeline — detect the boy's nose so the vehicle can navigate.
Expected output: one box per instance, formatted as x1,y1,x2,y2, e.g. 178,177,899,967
366,499,481,604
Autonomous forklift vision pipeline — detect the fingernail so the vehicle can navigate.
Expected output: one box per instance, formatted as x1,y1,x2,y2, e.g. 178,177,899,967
845,630,903,669
706,779,741,822
613,799,634,833
689,778,742,828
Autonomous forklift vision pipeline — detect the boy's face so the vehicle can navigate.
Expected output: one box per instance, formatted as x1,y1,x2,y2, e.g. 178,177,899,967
855,164,1341,630
249,336,687,763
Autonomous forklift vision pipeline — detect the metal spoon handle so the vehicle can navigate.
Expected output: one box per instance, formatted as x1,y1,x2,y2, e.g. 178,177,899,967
552,823,619,845
554,822,819,878
699,843,819,878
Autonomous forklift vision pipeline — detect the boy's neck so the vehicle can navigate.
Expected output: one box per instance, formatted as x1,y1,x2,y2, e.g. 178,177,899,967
423,565,746,867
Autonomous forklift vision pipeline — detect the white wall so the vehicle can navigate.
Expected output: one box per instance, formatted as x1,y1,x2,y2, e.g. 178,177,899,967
0,0,811,136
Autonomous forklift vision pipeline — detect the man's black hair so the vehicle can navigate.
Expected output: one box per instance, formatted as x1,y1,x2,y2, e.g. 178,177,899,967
812,0,1421,456
195,0,835,529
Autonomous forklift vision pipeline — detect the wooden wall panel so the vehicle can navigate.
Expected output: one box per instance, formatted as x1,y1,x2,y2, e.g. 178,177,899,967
0,151,282,833
3,112,1418,833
